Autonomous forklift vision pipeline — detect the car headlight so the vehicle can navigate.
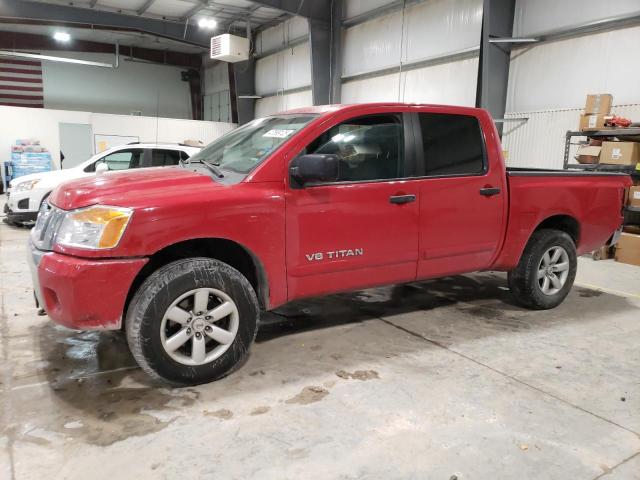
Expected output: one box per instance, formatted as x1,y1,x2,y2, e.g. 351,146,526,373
56,205,133,249
12,179,40,192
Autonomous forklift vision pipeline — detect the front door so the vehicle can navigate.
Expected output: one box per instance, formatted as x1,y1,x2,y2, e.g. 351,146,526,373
285,112,420,300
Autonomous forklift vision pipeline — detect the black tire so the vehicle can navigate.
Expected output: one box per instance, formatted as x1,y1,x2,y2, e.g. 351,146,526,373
507,229,577,310
125,257,259,386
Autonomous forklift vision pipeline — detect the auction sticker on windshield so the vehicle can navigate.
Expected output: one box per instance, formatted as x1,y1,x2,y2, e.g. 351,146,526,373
263,129,295,138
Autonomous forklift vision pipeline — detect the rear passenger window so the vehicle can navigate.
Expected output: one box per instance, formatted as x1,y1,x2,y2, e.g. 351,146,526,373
151,149,181,167
418,113,484,176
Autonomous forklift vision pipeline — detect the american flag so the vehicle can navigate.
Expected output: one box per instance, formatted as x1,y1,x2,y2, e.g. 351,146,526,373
0,58,44,108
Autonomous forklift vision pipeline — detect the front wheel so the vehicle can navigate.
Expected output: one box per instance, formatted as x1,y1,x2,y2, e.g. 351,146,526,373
126,258,259,386
508,229,577,310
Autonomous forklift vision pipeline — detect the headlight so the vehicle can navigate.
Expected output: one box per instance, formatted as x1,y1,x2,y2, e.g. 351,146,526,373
12,179,40,192
56,205,133,249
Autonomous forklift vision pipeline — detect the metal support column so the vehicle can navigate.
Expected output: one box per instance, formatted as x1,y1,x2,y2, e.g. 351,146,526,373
232,58,256,125
476,0,516,132
309,0,342,105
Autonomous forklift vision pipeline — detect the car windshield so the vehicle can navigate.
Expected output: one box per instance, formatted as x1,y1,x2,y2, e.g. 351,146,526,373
188,114,317,177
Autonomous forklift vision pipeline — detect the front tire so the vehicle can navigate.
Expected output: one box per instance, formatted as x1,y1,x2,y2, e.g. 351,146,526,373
126,258,259,386
508,229,577,310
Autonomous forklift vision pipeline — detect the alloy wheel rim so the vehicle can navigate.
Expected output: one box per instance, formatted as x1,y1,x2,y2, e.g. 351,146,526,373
537,246,570,296
160,287,239,366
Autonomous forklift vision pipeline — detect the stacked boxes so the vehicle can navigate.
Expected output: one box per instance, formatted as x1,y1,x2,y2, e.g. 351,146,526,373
579,94,612,132
9,139,52,180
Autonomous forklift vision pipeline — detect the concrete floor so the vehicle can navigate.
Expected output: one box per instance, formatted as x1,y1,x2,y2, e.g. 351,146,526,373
1,212,639,479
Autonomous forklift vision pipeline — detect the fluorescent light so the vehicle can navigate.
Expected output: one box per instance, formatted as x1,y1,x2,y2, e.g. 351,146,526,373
198,18,217,29
53,31,71,42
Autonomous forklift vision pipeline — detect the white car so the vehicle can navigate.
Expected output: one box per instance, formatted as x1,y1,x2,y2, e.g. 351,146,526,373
5,142,201,225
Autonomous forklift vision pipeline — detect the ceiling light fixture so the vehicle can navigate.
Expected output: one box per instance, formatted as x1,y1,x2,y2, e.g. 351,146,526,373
53,31,71,42
198,18,217,29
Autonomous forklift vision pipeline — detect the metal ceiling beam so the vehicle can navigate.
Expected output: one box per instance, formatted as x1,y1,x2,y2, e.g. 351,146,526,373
0,30,202,68
181,0,210,21
137,0,156,16
0,0,211,47
248,0,330,22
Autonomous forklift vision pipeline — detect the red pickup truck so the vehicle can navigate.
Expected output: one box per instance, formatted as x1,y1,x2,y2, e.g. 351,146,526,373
28,103,630,385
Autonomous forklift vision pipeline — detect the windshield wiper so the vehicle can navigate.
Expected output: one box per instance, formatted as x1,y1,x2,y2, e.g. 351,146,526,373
188,158,225,178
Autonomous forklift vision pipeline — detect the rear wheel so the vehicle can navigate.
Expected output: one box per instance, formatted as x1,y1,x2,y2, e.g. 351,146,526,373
126,257,259,386
508,229,577,310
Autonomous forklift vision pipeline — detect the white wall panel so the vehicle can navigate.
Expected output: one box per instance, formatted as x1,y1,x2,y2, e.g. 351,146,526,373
342,10,403,77
342,56,478,105
343,0,397,20
404,0,482,62
342,0,481,78
254,89,313,117
514,0,640,36
255,42,311,96
341,72,401,103
402,56,478,106
502,104,640,169
506,25,640,112
41,51,191,119
256,16,309,55
0,106,235,171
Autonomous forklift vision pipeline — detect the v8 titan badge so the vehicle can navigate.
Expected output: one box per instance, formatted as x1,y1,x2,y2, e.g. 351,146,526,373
305,248,364,262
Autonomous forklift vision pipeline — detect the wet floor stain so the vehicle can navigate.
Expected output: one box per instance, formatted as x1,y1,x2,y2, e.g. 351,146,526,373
578,288,604,298
336,369,380,381
13,324,202,447
250,406,270,416
285,386,329,405
204,408,233,420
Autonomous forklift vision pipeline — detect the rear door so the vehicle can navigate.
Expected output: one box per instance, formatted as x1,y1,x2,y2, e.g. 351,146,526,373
412,110,506,278
149,148,182,167
285,111,420,300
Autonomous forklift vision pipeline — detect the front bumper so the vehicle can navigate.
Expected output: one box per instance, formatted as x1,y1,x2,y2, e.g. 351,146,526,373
28,241,148,330
4,202,37,224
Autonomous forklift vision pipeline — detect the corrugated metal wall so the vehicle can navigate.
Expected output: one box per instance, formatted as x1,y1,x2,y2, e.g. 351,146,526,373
504,1,640,169
502,104,640,169
341,0,482,105
513,0,640,37
506,25,640,112
254,17,312,117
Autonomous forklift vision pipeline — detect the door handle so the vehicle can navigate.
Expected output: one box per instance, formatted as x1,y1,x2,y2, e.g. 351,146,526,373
479,187,501,197
389,194,416,204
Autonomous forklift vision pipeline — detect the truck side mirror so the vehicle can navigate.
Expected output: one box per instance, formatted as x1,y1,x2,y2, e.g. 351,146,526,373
289,154,339,187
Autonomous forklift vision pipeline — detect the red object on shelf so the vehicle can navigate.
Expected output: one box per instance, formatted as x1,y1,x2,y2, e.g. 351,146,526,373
605,115,632,128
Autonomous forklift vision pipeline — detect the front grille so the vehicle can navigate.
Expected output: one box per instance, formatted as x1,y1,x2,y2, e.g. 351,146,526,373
31,202,66,251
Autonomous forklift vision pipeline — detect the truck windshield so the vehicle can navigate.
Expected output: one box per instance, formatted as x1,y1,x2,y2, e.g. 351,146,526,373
188,114,317,177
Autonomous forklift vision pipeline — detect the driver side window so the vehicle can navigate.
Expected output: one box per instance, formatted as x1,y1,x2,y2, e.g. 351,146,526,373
305,114,404,182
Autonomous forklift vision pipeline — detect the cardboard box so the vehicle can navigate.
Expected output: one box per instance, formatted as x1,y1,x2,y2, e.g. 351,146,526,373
575,145,601,164
628,185,640,209
600,141,640,165
584,93,613,114
615,232,640,266
579,114,607,131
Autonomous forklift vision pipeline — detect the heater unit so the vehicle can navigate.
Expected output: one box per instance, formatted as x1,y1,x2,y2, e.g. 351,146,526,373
210,34,250,63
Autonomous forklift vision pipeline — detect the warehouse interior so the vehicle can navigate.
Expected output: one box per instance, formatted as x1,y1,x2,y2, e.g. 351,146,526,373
0,0,639,478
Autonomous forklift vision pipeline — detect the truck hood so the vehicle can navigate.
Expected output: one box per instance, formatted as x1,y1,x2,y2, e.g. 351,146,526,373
49,167,218,210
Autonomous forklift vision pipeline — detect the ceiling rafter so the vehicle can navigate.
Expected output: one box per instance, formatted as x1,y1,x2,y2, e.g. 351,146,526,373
137,0,156,16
